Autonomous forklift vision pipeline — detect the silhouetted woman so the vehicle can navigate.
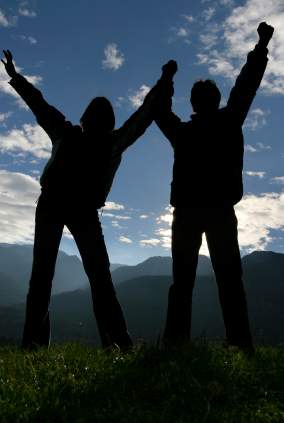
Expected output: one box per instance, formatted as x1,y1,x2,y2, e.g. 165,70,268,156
1,50,159,350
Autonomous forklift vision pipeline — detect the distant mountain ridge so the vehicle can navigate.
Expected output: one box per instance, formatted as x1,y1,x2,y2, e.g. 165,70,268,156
0,244,127,307
110,255,214,285
2,250,284,347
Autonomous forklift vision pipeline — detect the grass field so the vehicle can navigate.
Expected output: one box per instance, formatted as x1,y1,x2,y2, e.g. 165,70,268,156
1,337,284,422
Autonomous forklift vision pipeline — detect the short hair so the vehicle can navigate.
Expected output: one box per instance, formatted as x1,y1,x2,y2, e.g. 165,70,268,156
190,78,221,109
80,97,115,132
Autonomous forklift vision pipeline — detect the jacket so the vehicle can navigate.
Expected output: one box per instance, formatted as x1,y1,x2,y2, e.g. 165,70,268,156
9,74,158,209
154,43,269,208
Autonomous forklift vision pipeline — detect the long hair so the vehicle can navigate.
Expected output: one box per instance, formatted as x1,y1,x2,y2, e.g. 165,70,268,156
80,97,115,132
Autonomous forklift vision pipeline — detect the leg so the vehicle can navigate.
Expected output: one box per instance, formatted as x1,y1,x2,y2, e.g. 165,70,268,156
66,207,132,349
164,207,203,343
205,207,253,349
22,194,64,349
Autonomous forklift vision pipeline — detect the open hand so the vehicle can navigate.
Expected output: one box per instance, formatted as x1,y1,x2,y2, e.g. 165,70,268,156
1,50,17,78
257,22,274,48
162,60,178,79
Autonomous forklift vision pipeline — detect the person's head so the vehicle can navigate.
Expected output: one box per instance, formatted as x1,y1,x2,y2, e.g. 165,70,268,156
80,97,115,133
190,78,221,114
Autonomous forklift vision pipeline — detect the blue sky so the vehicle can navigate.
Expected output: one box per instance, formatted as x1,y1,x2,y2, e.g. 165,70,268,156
0,0,284,265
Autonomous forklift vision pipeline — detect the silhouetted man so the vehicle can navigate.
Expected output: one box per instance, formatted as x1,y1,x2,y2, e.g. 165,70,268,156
1,50,160,350
155,22,274,352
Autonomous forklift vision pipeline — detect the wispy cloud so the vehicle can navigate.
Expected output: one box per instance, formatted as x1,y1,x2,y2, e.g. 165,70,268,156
243,108,267,131
102,44,124,71
169,26,191,44
202,7,216,21
118,236,132,243
244,145,259,153
245,171,266,179
257,142,271,150
104,202,124,210
18,8,37,18
19,35,37,44
269,176,284,185
111,221,124,229
140,215,148,219
128,85,150,109
0,10,18,27
0,111,13,122
181,14,194,22
101,213,131,220
140,238,160,248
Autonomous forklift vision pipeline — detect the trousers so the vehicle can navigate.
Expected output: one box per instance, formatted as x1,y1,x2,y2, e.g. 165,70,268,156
164,204,253,349
22,191,132,349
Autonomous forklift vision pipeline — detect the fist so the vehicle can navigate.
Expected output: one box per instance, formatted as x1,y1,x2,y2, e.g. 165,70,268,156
162,60,178,79
257,22,274,46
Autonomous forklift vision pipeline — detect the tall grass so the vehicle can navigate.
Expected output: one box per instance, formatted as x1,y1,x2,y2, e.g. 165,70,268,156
1,338,284,422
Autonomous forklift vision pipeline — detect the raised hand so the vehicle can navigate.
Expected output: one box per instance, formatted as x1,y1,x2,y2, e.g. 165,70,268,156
1,50,17,78
257,22,274,48
162,60,178,79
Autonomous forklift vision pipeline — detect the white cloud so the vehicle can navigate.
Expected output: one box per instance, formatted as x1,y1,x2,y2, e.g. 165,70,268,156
19,35,37,44
30,170,39,174
118,236,132,243
244,145,258,153
202,7,216,21
257,142,271,149
140,215,148,218
235,192,284,253
177,28,189,37
200,34,218,49
243,108,267,130
0,111,13,122
0,10,18,27
155,228,171,237
115,97,126,107
128,85,150,109
18,8,37,17
140,238,160,248
197,0,284,95
169,26,191,44
102,44,124,71
0,170,40,243
156,213,173,225
0,64,42,106
269,176,284,185
101,213,131,220
245,171,266,179
63,227,73,240
111,221,123,229
181,14,194,22
104,201,124,210
0,124,51,159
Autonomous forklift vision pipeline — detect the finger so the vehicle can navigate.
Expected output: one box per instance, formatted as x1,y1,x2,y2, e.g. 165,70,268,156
3,50,9,59
7,50,12,59
1,59,6,66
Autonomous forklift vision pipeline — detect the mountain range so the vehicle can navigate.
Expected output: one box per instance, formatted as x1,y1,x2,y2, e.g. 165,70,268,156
0,248,284,347
0,244,212,306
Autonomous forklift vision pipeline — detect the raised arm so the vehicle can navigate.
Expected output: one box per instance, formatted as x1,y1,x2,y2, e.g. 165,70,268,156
2,50,65,143
227,22,274,126
154,60,183,148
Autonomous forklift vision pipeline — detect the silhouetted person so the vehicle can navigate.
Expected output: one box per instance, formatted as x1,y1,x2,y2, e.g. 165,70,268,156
1,50,160,350
154,22,274,352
